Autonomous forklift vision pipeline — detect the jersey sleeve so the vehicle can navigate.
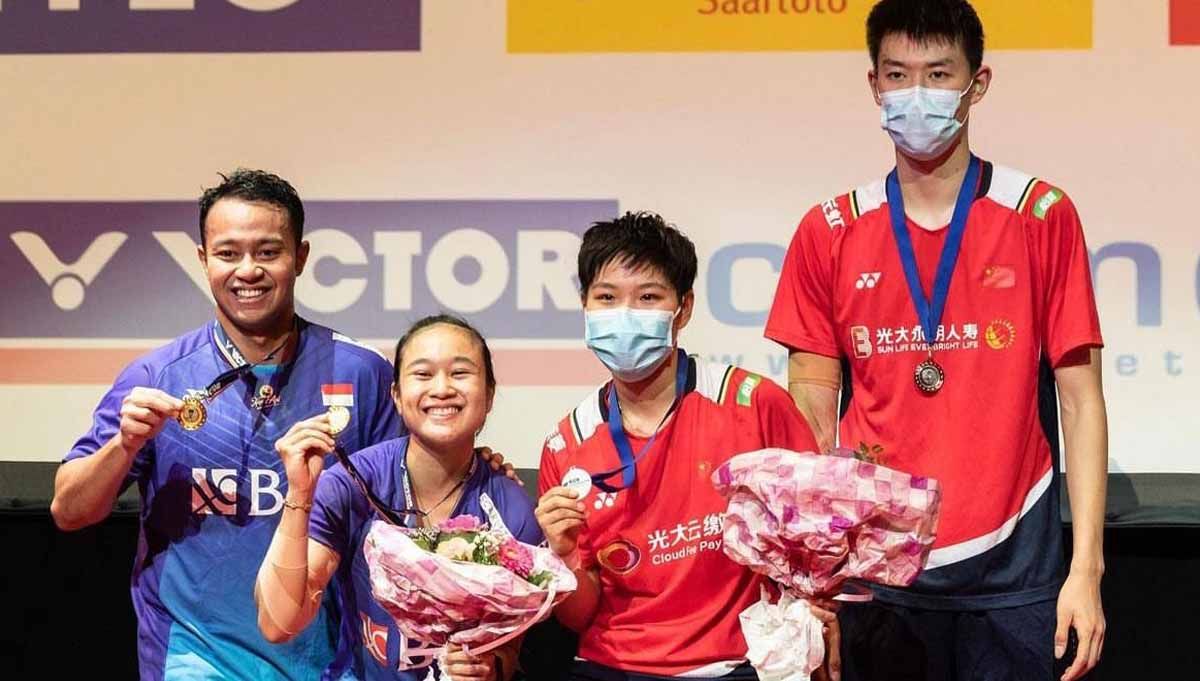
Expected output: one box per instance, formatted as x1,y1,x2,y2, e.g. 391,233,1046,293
537,427,567,496
765,204,841,358
1031,186,1104,366
309,466,356,559
63,357,157,490
537,424,597,569
752,376,821,453
496,480,545,546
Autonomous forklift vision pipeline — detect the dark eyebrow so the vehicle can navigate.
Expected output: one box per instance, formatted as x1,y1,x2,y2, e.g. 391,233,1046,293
209,236,286,249
881,57,956,69
405,357,480,369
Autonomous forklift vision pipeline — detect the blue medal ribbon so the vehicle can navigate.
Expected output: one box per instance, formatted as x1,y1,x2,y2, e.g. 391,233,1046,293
885,155,980,348
593,349,689,493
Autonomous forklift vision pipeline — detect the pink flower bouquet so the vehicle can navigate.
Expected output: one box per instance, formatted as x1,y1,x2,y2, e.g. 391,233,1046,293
711,447,941,681
363,513,577,664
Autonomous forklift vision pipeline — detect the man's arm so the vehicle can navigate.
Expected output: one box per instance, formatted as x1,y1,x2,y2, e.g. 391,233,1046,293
1053,346,1107,681
51,387,181,531
52,436,139,531
786,351,842,452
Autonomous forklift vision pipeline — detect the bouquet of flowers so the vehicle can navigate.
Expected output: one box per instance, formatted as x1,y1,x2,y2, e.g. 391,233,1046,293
711,447,941,681
364,513,576,666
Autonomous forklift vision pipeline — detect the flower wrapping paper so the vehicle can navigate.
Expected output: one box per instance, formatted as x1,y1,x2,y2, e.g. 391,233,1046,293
364,522,578,649
712,448,941,680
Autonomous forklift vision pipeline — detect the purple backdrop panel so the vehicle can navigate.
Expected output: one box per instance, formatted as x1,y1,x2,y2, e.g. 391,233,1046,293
0,200,616,339
0,0,420,54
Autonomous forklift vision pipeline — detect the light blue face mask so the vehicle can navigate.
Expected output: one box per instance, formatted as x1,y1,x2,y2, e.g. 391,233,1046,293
879,80,974,160
584,307,678,382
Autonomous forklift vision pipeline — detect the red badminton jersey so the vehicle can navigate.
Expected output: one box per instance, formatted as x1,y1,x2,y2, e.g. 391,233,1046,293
766,161,1103,609
538,356,818,676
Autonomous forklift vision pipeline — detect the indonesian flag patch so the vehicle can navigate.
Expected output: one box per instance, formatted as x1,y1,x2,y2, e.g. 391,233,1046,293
321,383,355,407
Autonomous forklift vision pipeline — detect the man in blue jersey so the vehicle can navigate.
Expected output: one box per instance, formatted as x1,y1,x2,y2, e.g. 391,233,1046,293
50,169,403,680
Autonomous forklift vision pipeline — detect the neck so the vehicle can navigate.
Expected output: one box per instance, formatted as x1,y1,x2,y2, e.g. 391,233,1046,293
406,435,475,501
894,130,973,229
216,311,296,364
612,351,680,437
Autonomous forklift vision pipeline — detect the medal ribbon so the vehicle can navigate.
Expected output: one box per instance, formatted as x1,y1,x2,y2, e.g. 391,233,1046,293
593,349,689,493
885,155,980,347
203,321,292,400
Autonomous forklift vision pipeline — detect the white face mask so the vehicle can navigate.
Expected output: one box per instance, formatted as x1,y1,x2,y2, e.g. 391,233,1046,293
878,80,974,160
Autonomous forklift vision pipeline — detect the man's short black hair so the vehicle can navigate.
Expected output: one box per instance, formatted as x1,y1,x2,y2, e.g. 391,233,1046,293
577,211,697,298
867,0,985,73
198,169,305,247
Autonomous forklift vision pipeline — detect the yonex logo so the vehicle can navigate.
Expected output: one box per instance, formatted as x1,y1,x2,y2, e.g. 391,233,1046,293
593,492,617,510
855,272,882,290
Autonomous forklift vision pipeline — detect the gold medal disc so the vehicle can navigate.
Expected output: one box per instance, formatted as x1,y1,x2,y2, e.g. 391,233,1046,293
327,405,351,436
178,396,207,431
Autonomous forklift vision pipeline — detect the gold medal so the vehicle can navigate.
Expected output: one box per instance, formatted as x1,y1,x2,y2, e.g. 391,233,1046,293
914,356,945,394
327,405,351,436
178,396,208,431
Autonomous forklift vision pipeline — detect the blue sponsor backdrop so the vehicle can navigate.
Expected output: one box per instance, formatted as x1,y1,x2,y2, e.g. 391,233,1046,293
0,200,616,339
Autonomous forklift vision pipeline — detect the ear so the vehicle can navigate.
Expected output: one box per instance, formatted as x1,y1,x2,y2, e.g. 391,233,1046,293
968,65,992,104
196,242,208,271
675,291,695,338
868,69,882,106
294,239,311,277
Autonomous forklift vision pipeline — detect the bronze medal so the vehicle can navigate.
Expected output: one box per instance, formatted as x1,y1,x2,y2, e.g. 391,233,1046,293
914,356,945,394
178,395,208,431
327,405,351,436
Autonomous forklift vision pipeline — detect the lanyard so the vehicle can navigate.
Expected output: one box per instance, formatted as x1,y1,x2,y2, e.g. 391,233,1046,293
202,321,291,400
885,155,980,346
593,349,689,493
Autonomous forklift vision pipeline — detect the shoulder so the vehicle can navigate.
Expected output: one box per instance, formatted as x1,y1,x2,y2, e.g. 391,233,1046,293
983,162,1076,223
793,178,888,242
685,355,778,411
307,321,391,370
329,436,406,484
481,466,536,513
552,386,607,450
120,324,212,386
303,323,394,390
688,355,743,407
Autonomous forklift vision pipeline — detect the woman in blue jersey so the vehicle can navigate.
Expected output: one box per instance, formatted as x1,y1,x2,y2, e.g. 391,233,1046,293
254,314,541,681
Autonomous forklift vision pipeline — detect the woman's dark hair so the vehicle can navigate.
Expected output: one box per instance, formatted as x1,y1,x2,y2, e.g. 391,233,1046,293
392,314,496,394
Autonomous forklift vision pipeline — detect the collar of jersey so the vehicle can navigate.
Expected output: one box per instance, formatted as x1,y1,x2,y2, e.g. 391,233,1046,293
597,352,698,424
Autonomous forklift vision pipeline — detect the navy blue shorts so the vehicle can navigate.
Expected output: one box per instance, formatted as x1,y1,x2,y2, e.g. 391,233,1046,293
837,599,1070,681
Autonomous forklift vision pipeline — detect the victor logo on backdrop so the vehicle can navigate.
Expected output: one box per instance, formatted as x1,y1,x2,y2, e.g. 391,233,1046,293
0,0,421,53
0,201,615,340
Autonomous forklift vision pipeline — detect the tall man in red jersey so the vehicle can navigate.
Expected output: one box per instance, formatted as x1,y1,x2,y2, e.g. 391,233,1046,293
535,212,830,681
766,2,1108,680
